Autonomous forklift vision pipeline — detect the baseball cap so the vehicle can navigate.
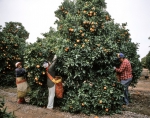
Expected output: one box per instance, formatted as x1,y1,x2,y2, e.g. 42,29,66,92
117,53,125,58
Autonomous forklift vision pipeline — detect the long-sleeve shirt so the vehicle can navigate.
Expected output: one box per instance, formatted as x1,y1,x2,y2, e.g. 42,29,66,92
115,58,132,80
15,68,26,78
47,57,57,88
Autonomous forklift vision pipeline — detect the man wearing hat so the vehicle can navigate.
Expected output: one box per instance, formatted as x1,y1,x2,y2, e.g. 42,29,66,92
114,53,132,106
43,55,57,109
15,62,29,104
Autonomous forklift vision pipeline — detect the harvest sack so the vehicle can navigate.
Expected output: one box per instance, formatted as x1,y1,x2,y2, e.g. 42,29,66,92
46,72,64,98
55,76,64,98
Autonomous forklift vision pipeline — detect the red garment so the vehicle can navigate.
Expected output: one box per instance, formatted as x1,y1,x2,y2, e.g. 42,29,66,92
115,59,132,80
17,98,26,104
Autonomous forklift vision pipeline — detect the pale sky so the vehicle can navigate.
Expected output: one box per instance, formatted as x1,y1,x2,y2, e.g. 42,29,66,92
0,0,150,60
106,0,150,60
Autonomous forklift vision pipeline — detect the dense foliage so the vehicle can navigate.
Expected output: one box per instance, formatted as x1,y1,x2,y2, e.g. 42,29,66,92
53,0,142,115
0,22,29,86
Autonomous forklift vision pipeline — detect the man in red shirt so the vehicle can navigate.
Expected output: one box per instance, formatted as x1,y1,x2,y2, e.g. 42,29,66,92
114,53,132,106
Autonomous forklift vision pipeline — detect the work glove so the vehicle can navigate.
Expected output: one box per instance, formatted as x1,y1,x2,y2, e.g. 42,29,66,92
113,67,116,70
43,62,49,68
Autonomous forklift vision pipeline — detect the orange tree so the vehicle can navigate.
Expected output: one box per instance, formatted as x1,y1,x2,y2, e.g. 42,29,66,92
53,0,142,115
0,22,29,86
23,0,142,115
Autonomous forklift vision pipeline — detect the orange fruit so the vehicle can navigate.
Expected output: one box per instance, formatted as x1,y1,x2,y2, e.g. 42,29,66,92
90,27,93,31
89,13,92,16
92,25,95,28
36,65,40,68
74,44,77,47
35,77,38,81
89,11,93,14
105,108,109,112
69,28,71,31
94,12,96,16
81,33,84,37
70,28,74,32
91,22,95,25
79,30,83,33
84,39,88,42
99,100,102,104
104,86,107,90
65,47,69,52
39,82,42,85
76,39,80,43
83,21,86,24
83,10,87,14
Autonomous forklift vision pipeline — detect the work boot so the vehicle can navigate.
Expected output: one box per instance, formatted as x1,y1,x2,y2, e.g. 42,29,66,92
22,98,26,103
17,98,23,104
18,98,26,104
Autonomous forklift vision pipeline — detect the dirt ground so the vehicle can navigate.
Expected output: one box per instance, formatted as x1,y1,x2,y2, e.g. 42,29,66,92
0,75,150,118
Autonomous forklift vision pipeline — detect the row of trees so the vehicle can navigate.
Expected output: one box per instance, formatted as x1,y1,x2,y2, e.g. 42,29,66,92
146,47,150,69
0,0,142,116
141,37,150,70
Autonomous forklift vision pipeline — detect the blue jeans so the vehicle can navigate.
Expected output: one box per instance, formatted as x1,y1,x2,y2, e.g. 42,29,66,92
121,78,132,105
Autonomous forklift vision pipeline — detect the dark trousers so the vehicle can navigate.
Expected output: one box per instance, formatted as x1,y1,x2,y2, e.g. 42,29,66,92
121,78,132,105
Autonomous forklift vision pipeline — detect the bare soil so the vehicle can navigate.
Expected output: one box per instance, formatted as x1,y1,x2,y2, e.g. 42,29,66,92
0,76,150,118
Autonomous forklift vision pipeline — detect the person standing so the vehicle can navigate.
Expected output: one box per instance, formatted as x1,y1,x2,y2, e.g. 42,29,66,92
15,62,29,104
43,55,57,109
114,53,133,106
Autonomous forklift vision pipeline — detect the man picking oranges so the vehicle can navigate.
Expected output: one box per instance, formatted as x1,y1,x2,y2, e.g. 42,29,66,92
114,53,132,106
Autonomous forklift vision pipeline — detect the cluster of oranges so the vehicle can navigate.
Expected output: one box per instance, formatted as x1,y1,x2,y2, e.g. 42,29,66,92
35,77,43,86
